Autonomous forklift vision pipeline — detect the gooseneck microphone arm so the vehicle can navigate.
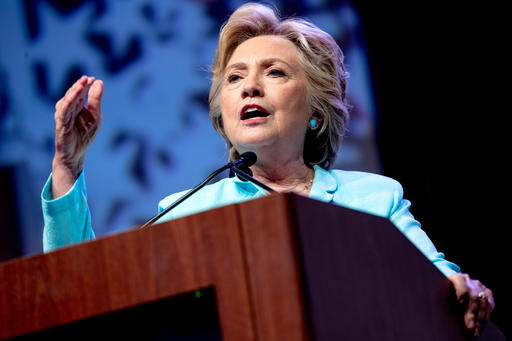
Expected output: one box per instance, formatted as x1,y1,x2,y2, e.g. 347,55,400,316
139,152,274,228
230,166,276,193
139,163,231,228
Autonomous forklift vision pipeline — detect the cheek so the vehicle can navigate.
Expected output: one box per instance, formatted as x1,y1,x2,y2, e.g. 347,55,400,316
219,94,236,140
220,89,237,120
281,85,311,122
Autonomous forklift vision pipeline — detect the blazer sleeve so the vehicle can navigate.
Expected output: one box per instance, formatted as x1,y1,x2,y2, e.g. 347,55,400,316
41,170,95,252
388,180,460,277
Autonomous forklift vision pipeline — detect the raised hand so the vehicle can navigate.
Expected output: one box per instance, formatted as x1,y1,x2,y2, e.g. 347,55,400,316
52,75,104,199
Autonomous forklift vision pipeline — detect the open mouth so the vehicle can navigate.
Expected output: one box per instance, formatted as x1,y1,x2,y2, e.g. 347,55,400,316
240,104,270,120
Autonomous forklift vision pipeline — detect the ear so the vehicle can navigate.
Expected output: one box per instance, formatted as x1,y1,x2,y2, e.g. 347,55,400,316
308,113,324,130
312,112,324,124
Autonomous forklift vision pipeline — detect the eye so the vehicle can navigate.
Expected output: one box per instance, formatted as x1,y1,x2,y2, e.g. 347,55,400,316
269,69,286,77
227,74,242,83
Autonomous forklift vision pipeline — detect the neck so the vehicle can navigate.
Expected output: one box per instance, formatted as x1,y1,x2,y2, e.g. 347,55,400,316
249,154,314,195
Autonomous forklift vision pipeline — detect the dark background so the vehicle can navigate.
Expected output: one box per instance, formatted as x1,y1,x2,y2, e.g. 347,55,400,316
355,1,508,337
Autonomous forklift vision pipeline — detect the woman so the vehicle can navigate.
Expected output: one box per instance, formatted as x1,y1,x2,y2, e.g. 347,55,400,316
42,3,494,337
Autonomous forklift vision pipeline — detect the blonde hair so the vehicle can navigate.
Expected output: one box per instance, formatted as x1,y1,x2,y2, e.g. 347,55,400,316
209,2,350,169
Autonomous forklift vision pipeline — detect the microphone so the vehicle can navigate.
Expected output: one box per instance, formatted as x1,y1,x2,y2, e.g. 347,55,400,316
229,152,276,193
231,151,257,168
229,151,256,180
139,152,274,228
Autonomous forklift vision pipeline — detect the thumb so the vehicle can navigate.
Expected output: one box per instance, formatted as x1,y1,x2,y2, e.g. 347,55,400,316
87,80,104,113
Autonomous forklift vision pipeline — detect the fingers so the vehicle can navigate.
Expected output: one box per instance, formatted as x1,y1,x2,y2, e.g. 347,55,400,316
475,282,489,326
485,287,495,319
473,283,494,337
56,75,88,110
482,287,495,331
77,80,103,135
55,76,93,129
87,79,104,115
53,75,102,165
55,76,104,136
465,289,481,333
449,273,495,337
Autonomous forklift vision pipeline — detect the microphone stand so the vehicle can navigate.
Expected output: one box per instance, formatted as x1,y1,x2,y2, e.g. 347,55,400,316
139,153,275,228
139,164,231,228
230,166,276,193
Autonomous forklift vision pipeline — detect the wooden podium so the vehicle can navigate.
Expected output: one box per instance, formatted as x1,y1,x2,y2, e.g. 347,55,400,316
0,194,505,340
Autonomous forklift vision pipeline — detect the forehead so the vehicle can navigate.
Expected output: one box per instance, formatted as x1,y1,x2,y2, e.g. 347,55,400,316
227,35,301,67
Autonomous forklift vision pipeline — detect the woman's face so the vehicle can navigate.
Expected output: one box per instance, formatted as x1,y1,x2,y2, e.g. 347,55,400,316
220,35,311,159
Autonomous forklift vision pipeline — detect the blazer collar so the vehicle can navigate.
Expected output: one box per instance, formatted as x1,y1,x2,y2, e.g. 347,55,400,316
231,164,338,202
309,165,337,203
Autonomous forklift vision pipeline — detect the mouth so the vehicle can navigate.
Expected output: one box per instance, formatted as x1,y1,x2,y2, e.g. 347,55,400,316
240,104,271,121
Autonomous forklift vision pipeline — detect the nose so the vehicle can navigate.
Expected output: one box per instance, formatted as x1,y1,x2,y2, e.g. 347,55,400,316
242,73,264,98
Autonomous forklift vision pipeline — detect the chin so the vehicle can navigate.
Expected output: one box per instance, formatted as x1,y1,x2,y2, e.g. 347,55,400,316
233,134,277,151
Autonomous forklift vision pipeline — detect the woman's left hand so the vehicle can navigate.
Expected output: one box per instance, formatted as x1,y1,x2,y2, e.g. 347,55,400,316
448,273,495,337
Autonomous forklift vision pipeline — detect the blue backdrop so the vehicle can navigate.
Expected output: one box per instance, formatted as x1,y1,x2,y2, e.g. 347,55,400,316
0,0,379,256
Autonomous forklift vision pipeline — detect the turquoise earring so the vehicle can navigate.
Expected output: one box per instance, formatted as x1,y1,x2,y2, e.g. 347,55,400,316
309,118,318,129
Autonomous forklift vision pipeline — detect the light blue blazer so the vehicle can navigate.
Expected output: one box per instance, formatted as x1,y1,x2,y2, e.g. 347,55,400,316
41,165,461,277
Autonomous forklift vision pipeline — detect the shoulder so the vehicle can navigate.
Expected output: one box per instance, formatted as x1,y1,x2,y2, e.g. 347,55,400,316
158,177,233,211
157,176,261,221
327,168,403,195
316,167,404,218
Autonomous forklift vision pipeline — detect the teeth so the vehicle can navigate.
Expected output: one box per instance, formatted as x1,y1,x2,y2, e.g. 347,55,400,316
242,106,269,120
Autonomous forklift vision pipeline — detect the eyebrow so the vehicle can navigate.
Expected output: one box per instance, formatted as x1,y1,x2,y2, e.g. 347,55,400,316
225,57,295,73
